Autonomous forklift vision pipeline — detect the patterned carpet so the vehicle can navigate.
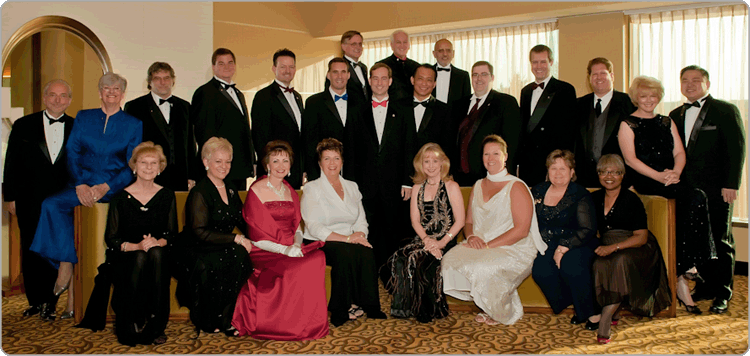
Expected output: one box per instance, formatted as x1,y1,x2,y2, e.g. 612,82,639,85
2,277,747,354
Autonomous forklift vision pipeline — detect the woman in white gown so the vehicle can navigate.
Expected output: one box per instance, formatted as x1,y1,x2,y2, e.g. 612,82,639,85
442,135,547,325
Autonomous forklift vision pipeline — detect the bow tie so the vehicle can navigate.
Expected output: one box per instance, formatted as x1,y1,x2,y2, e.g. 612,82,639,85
222,83,237,91
335,93,348,102
279,84,294,93
350,61,359,67
437,67,450,72
158,97,173,105
372,100,388,108
683,101,701,109
413,100,429,108
531,82,545,90
45,112,64,124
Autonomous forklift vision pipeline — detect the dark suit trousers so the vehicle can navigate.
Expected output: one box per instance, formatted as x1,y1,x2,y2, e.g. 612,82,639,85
697,189,735,300
362,194,411,288
17,200,57,306
532,239,597,319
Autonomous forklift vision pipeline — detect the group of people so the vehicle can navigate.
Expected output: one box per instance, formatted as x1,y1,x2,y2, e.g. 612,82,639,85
3,27,744,346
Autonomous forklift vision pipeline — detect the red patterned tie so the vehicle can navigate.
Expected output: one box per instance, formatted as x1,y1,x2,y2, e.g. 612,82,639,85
459,98,481,173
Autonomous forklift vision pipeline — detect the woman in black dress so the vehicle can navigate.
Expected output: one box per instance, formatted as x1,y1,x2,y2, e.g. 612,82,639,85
387,143,465,323
591,154,672,344
173,137,253,336
104,142,176,346
618,76,714,314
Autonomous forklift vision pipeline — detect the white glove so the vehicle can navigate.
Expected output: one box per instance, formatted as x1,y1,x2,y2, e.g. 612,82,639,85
252,240,303,257
283,245,303,257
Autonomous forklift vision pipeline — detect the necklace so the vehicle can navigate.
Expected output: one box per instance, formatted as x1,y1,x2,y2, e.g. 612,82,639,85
266,181,286,199
426,179,439,185
215,184,225,189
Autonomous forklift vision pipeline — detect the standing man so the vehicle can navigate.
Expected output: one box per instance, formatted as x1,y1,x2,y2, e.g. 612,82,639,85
125,62,196,191
355,62,413,286
518,44,576,187
408,64,454,158
432,39,471,110
573,57,636,187
453,61,522,186
190,48,254,190
302,57,367,181
669,65,745,314
3,80,74,320
376,30,419,102
341,30,370,102
251,48,305,188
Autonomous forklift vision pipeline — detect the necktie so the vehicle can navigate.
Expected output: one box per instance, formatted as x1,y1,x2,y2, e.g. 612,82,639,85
372,100,388,108
459,98,482,173
335,93,348,102
45,112,64,124
531,82,545,90
159,97,173,106
595,98,602,117
279,84,294,93
683,101,701,109
437,67,450,72
413,100,429,108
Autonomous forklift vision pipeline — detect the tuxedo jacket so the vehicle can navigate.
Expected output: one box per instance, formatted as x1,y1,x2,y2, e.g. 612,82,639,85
432,64,471,109
669,95,745,193
3,111,73,208
376,54,420,102
351,99,414,201
518,77,577,186
190,77,255,182
403,97,455,161
301,91,367,181
452,90,522,183
251,82,305,189
124,93,196,191
573,91,636,188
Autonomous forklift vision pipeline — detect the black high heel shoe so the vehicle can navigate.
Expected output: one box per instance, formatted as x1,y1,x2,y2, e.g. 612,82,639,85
677,297,702,315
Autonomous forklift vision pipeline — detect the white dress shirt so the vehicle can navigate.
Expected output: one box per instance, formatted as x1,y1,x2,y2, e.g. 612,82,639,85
684,93,710,146
467,91,490,115
413,96,430,130
329,87,348,126
43,110,65,163
345,55,366,90
214,76,243,115
594,89,614,113
435,64,451,103
275,79,302,130
372,96,389,144
530,75,552,116
300,176,369,241
151,91,172,124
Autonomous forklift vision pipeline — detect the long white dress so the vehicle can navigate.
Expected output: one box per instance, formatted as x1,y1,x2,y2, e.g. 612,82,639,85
442,178,546,325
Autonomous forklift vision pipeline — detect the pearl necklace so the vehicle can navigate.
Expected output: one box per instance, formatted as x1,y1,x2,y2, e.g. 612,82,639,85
266,181,286,199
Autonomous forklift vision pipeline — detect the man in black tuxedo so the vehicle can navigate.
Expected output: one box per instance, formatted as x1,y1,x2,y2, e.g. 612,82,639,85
354,62,414,286
251,48,305,188
407,65,454,161
124,62,196,192
376,30,419,102
453,61,522,187
190,48,254,190
573,57,636,188
669,65,745,314
518,44,577,187
3,80,73,320
432,39,471,110
301,57,367,181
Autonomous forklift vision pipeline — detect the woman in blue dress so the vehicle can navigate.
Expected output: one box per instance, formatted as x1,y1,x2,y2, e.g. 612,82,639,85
30,72,142,318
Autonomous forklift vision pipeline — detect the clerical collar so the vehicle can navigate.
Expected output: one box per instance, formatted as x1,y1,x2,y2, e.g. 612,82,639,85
44,110,64,121
344,55,360,65
214,76,235,86
151,91,172,105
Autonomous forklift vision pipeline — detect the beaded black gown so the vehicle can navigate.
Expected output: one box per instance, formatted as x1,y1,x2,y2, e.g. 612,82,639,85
172,178,252,333
624,115,716,275
388,181,457,322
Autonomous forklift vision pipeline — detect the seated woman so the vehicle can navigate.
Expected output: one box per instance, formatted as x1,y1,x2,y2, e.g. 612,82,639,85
30,72,142,320
591,154,671,344
300,138,387,327
232,140,328,340
618,76,714,314
531,150,598,328
442,135,547,326
105,142,176,346
173,137,253,336
388,143,465,323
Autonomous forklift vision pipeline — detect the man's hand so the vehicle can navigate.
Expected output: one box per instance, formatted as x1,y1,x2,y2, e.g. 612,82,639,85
401,187,412,201
722,188,738,203
5,201,15,215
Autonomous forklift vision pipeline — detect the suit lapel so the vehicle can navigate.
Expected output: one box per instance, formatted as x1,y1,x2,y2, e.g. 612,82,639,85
468,91,493,141
686,96,711,156
602,95,622,145
419,98,435,133
36,113,52,164
147,96,171,142
213,78,243,114
527,80,557,133
324,93,343,124
55,115,74,164
380,104,399,151
273,84,300,131
448,65,460,101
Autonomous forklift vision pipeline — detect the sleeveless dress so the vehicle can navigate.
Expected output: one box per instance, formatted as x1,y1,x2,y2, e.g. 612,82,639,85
388,181,457,321
232,190,329,341
624,115,716,275
442,179,541,325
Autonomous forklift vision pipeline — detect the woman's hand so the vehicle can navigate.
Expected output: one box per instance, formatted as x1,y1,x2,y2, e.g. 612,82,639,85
235,234,252,254
137,234,160,251
595,244,617,257
76,184,96,207
553,245,569,269
426,245,443,259
348,232,372,248
91,183,110,202
466,235,488,249
657,169,680,186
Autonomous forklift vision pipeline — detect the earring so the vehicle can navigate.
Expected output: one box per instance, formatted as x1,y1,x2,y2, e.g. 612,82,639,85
288,171,291,177
205,166,209,171
133,170,136,174
157,172,160,176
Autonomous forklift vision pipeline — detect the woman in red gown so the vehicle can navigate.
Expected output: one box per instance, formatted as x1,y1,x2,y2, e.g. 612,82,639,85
232,140,329,340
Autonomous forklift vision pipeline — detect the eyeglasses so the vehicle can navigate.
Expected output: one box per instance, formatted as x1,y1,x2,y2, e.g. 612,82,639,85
597,170,623,176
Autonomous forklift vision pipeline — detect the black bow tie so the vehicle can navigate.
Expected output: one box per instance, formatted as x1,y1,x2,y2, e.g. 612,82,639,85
413,100,429,108
437,67,450,72
531,82,545,90
158,97,173,105
222,83,237,91
683,101,701,109
45,112,64,124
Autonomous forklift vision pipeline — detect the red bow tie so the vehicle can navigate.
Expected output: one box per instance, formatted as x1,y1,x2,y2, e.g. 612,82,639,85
279,84,294,93
372,100,388,108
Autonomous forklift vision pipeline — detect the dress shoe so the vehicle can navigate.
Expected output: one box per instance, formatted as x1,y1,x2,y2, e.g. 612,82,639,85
677,297,702,315
60,310,75,320
331,311,350,327
365,309,387,319
597,334,611,344
152,334,168,345
39,303,57,321
22,304,43,317
585,320,599,330
570,315,583,325
709,299,729,314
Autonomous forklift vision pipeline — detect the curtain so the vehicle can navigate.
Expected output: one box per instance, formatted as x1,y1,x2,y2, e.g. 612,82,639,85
630,4,748,221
